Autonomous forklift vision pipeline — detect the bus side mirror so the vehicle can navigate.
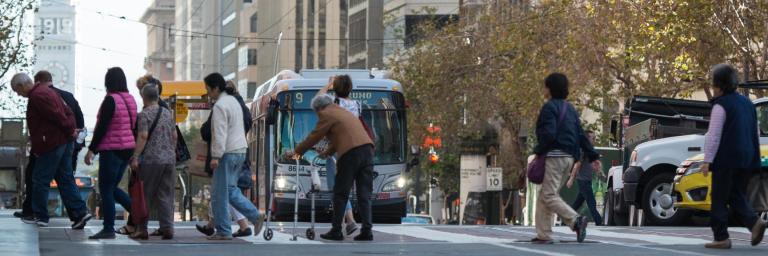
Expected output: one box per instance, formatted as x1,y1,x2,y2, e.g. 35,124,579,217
410,145,421,156
266,99,279,125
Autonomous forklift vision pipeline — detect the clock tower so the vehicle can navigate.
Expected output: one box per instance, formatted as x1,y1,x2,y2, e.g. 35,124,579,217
34,0,77,95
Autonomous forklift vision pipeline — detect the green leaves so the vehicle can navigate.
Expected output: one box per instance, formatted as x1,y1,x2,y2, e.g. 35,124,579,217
388,0,768,194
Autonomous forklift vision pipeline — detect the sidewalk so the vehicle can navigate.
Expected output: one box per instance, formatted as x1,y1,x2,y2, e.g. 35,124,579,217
0,210,39,256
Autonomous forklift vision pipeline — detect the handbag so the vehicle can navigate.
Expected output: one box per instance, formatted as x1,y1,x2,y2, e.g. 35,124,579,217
527,102,569,184
237,161,253,189
175,125,192,163
129,170,148,225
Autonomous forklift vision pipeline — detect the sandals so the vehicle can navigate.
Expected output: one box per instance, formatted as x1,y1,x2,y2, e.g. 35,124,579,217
116,225,135,235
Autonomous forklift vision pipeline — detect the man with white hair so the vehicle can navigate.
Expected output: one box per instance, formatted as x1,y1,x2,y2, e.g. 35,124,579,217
9,73,91,228
284,94,375,241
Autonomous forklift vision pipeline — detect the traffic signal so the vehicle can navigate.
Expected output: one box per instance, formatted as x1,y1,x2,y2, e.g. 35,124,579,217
429,152,439,164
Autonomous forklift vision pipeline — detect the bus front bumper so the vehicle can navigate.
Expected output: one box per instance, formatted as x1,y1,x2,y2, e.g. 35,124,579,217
273,193,406,222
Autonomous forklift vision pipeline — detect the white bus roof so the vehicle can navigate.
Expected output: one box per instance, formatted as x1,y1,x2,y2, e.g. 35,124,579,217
252,69,403,101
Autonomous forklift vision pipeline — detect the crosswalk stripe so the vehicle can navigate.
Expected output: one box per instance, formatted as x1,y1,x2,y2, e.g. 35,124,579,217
374,226,575,256
489,227,717,256
551,227,710,245
82,227,141,246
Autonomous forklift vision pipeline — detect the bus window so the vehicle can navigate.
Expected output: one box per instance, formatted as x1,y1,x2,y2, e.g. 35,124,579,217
277,90,406,165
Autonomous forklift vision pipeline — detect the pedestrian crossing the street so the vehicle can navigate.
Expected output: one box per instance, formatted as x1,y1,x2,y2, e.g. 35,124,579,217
4,212,766,256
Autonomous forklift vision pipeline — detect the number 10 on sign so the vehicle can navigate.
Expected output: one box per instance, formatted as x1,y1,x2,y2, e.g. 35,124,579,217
486,168,502,191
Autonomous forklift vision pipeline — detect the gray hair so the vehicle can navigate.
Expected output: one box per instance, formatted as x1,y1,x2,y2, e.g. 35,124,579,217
141,83,160,102
711,63,740,93
10,73,33,89
311,94,334,112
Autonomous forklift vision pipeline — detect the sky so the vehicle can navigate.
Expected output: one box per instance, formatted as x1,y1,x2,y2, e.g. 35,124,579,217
72,0,151,129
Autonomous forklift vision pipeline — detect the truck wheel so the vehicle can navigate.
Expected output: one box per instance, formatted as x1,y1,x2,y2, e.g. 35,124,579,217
642,173,691,225
604,188,627,226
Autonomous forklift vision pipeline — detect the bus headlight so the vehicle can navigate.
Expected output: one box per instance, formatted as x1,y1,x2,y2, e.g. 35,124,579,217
383,176,405,192
275,177,296,191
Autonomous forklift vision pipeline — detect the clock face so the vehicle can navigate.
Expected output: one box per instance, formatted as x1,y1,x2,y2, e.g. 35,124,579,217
44,62,69,86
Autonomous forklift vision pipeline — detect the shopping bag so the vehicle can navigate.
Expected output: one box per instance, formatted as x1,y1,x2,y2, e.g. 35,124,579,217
129,169,148,225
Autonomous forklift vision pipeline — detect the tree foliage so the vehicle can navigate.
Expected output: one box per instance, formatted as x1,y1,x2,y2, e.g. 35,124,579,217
0,0,37,116
389,0,768,195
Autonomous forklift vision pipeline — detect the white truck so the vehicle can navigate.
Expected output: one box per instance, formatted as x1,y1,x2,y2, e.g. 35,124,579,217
604,87,768,226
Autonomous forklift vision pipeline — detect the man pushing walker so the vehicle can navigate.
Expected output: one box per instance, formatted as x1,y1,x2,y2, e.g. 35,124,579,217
284,94,375,241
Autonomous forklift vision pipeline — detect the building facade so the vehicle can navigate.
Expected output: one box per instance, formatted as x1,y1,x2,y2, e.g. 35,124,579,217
253,0,350,86
141,0,176,81
34,0,77,94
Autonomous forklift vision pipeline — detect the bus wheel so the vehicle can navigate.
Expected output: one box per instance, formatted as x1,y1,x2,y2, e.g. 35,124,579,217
306,228,315,240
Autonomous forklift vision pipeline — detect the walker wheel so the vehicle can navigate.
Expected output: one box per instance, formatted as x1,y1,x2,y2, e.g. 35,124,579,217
306,228,315,240
264,228,273,241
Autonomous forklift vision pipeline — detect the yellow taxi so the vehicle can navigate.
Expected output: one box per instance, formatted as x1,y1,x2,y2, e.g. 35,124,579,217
673,145,768,211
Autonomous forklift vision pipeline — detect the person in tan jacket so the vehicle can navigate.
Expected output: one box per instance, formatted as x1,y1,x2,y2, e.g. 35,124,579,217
284,94,375,241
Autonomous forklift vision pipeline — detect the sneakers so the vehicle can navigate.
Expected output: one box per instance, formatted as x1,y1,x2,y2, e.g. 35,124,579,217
195,223,215,236
353,230,373,241
573,216,588,243
71,213,92,230
232,228,253,237
20,216,37,224
88,229,116,240
206,234,233,240
320,230,345,241
345,223,359,236
253,214,265,236
13,211,30,218
21,216,48,227
705,239,732,249
752,220,767,246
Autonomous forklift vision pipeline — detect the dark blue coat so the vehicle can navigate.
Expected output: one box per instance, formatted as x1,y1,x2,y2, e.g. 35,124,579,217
711,92,760,171
534,99,599,162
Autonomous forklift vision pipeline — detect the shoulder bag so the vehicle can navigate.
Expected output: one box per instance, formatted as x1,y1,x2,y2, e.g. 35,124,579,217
527,102,569,184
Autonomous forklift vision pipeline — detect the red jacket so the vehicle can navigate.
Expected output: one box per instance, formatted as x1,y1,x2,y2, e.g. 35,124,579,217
27,83,76,155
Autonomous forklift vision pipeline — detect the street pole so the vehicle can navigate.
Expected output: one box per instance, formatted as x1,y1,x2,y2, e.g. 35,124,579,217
272,32,283,75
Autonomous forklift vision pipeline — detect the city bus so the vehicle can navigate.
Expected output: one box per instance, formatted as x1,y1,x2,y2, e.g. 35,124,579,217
250,69,408,223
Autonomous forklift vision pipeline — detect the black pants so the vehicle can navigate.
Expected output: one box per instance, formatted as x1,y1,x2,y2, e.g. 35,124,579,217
710,168,758,241
333,145,374,232
22,146,82,220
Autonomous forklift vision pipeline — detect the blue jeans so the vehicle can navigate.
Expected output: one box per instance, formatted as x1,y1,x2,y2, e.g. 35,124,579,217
31,142,87,222
212,153,260,236
326,157,352,211
570,179,602,224
98,150,132,231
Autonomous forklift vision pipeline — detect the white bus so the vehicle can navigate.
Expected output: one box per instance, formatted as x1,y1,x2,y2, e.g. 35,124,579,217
250,69,410,223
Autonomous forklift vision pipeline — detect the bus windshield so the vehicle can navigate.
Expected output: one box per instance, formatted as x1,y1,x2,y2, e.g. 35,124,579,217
277,90,406,165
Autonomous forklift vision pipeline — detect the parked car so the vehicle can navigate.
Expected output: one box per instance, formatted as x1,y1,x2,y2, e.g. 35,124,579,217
402,214,435,225
673,145,768,217
606,82,768,226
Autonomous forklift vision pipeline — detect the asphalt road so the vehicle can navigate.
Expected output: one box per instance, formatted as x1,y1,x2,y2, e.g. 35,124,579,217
3,211,767,256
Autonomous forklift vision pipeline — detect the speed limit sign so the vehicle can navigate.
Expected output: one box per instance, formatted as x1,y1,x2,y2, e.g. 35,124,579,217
486,168,503,191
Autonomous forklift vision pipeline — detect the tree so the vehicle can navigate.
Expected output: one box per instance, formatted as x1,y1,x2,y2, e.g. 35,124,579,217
389,0,768,197
0,0,37,116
